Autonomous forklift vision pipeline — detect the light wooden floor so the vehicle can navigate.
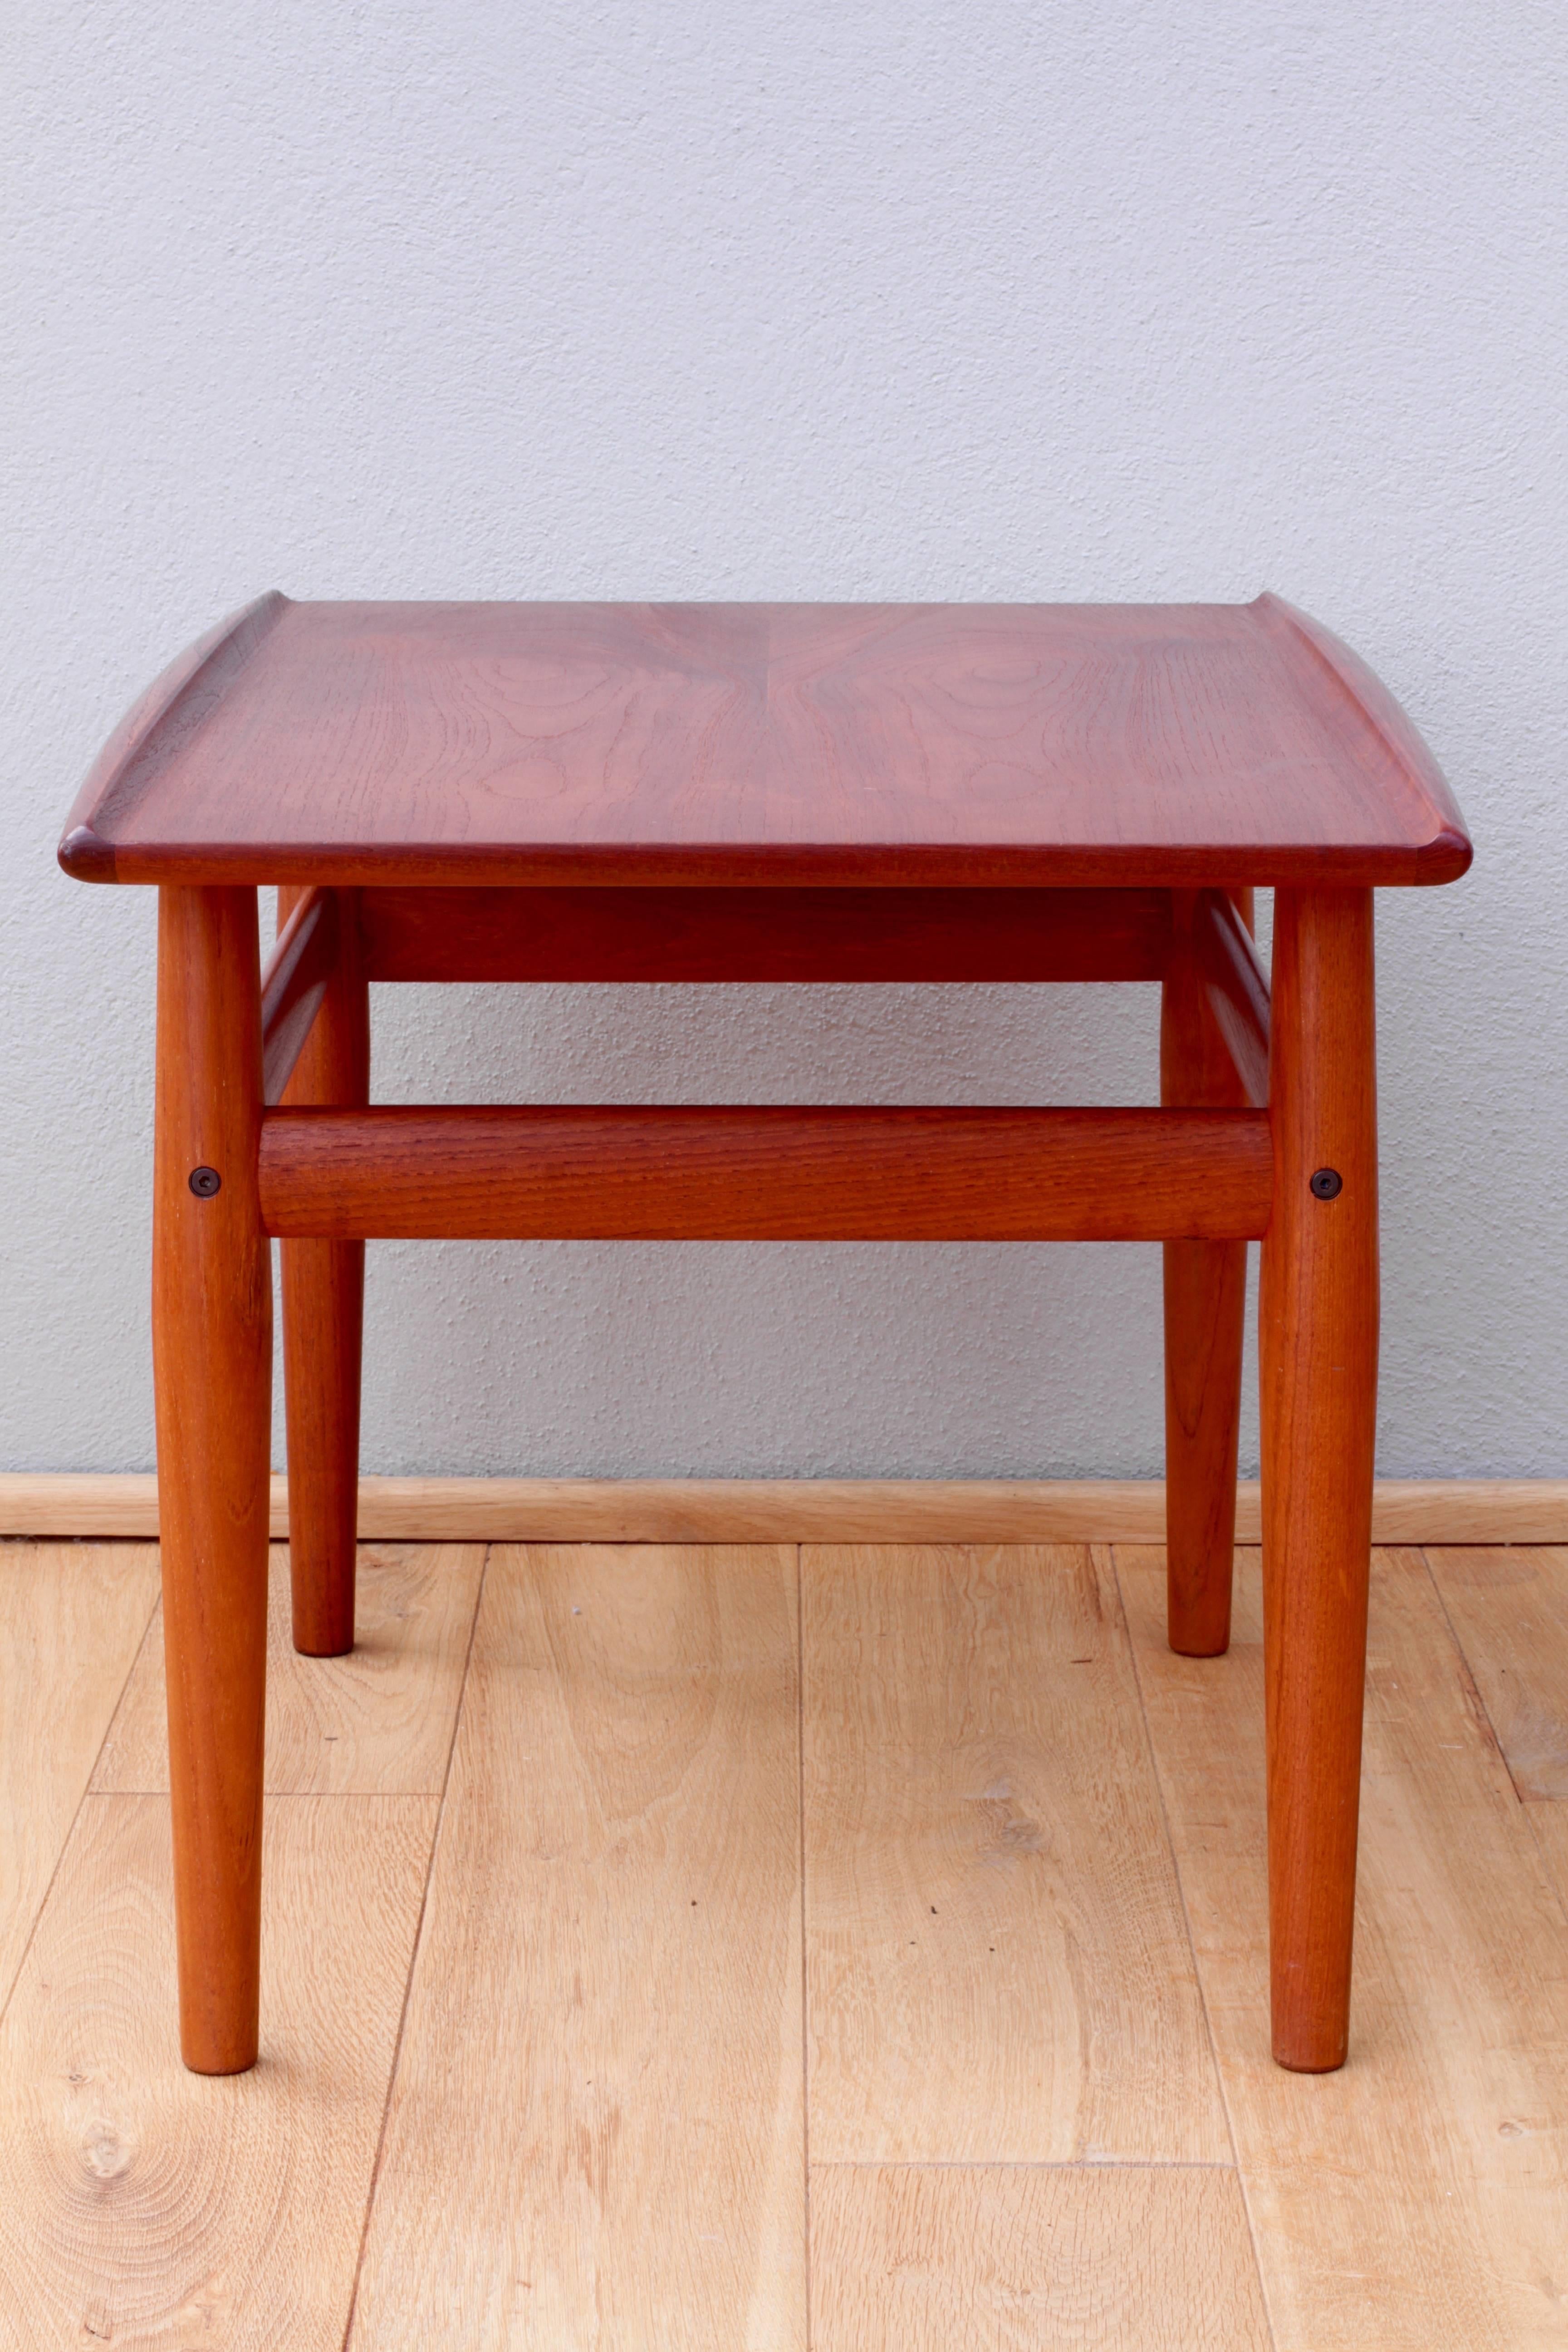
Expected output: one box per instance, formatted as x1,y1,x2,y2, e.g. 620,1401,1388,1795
2,1538,1568,2349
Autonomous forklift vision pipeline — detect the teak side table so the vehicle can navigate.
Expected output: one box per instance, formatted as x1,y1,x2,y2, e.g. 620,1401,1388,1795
60,595,1471,2079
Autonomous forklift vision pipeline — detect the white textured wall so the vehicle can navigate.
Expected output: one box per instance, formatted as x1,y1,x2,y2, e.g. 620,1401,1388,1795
3,3,1563,1478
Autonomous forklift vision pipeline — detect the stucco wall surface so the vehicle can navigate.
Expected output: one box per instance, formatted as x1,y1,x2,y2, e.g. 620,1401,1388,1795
2,2,1563,1478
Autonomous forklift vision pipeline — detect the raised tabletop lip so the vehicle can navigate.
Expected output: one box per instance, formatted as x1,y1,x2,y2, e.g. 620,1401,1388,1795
58,836,1473,888
57,590,1474,890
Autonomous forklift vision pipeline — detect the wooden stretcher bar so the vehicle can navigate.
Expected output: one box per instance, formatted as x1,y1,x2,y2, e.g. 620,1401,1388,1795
257,1103,1273,1243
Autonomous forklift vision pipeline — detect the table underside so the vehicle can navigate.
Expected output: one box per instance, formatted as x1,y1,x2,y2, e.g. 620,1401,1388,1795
250,879,1273,1245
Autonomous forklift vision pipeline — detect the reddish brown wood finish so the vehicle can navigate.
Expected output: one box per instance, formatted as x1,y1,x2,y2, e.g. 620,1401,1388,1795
59,598,1463,2079
358,885,1172,984
1161,893,1252,1657
257,1105,1273,1245
1191,888,1270,1109
1260,887,1379,2073
260,884,340,1104
59,597,1470,890
277,887,369,1660
152,885,271,2074
58,594,288,882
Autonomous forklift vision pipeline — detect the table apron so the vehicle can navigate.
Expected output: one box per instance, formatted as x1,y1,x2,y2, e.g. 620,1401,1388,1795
356,885,1175,985
255,1105,1272,1243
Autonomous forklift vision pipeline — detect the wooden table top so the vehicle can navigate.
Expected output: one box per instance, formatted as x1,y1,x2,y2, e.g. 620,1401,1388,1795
60,594,1470,889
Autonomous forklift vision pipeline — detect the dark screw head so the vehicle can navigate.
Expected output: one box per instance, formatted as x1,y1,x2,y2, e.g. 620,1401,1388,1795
1309,1167,1343,1201
188,1166,222,1199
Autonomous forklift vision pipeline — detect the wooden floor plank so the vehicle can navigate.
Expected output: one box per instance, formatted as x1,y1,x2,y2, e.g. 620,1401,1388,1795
1118,1543,1568,2352
93,1541,486,1794
802,1544,1228,2164
0,1789,436,2350
348,1543,806,2350
0,1541,160,2010
811,2164,1271,2351
1529,1806,1568,1917
1425,1545,1568,1799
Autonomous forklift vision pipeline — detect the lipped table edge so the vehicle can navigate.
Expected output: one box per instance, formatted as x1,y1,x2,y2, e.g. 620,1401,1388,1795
56,588,1473,890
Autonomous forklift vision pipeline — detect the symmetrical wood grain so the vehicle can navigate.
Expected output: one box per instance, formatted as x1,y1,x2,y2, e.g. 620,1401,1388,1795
349,1544,806,2349
802,1544,1228,2164
59,596,1470,888
258,1105,1274,1242
93,1542,486,1796
810,2165,1271,2352
1119,1544,1568,2352
0,1543,160,2007
0,1791,435,2351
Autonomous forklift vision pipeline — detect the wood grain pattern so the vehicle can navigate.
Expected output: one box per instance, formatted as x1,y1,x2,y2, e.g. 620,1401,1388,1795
1161,891,1251,1656
0,1544,160,2008
810,2165,1271,2352
152,884,274,2073
0,1790,436,2351
802,1544,1228,2164
6,1474,1568,1543
358,883,1174,981
6,1537,1568,2338
59,596,1470,889
1119,1543,1568,2352
93,1542,485,1797
1424,1546,1568,1801
1259,886,1379,2069
260,882,338,1106
258,1104,1274,1243
348,1544,805,2348
277,884,370,1657
1527,1804,1568,1918
56,591,287,881
1191,887,1270,1108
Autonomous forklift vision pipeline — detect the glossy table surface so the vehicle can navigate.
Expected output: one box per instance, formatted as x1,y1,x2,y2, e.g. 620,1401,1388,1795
60,593,1470,890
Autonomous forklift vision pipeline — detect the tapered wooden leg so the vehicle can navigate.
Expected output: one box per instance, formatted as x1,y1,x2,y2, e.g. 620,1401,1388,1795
152,885,272,2074
1260,886,1378,2072
1162,891,1249,1656
278,887,369,1657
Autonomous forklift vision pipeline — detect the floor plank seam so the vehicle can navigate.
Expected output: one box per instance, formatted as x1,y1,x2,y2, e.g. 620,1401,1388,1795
338,1538,492,2352
1107,1542,1281,2352
808,2157,1243,2171
0,1564,161,2033
1417,1543,1533,1807
11,1537,1568,2343
797,1540,814,2352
